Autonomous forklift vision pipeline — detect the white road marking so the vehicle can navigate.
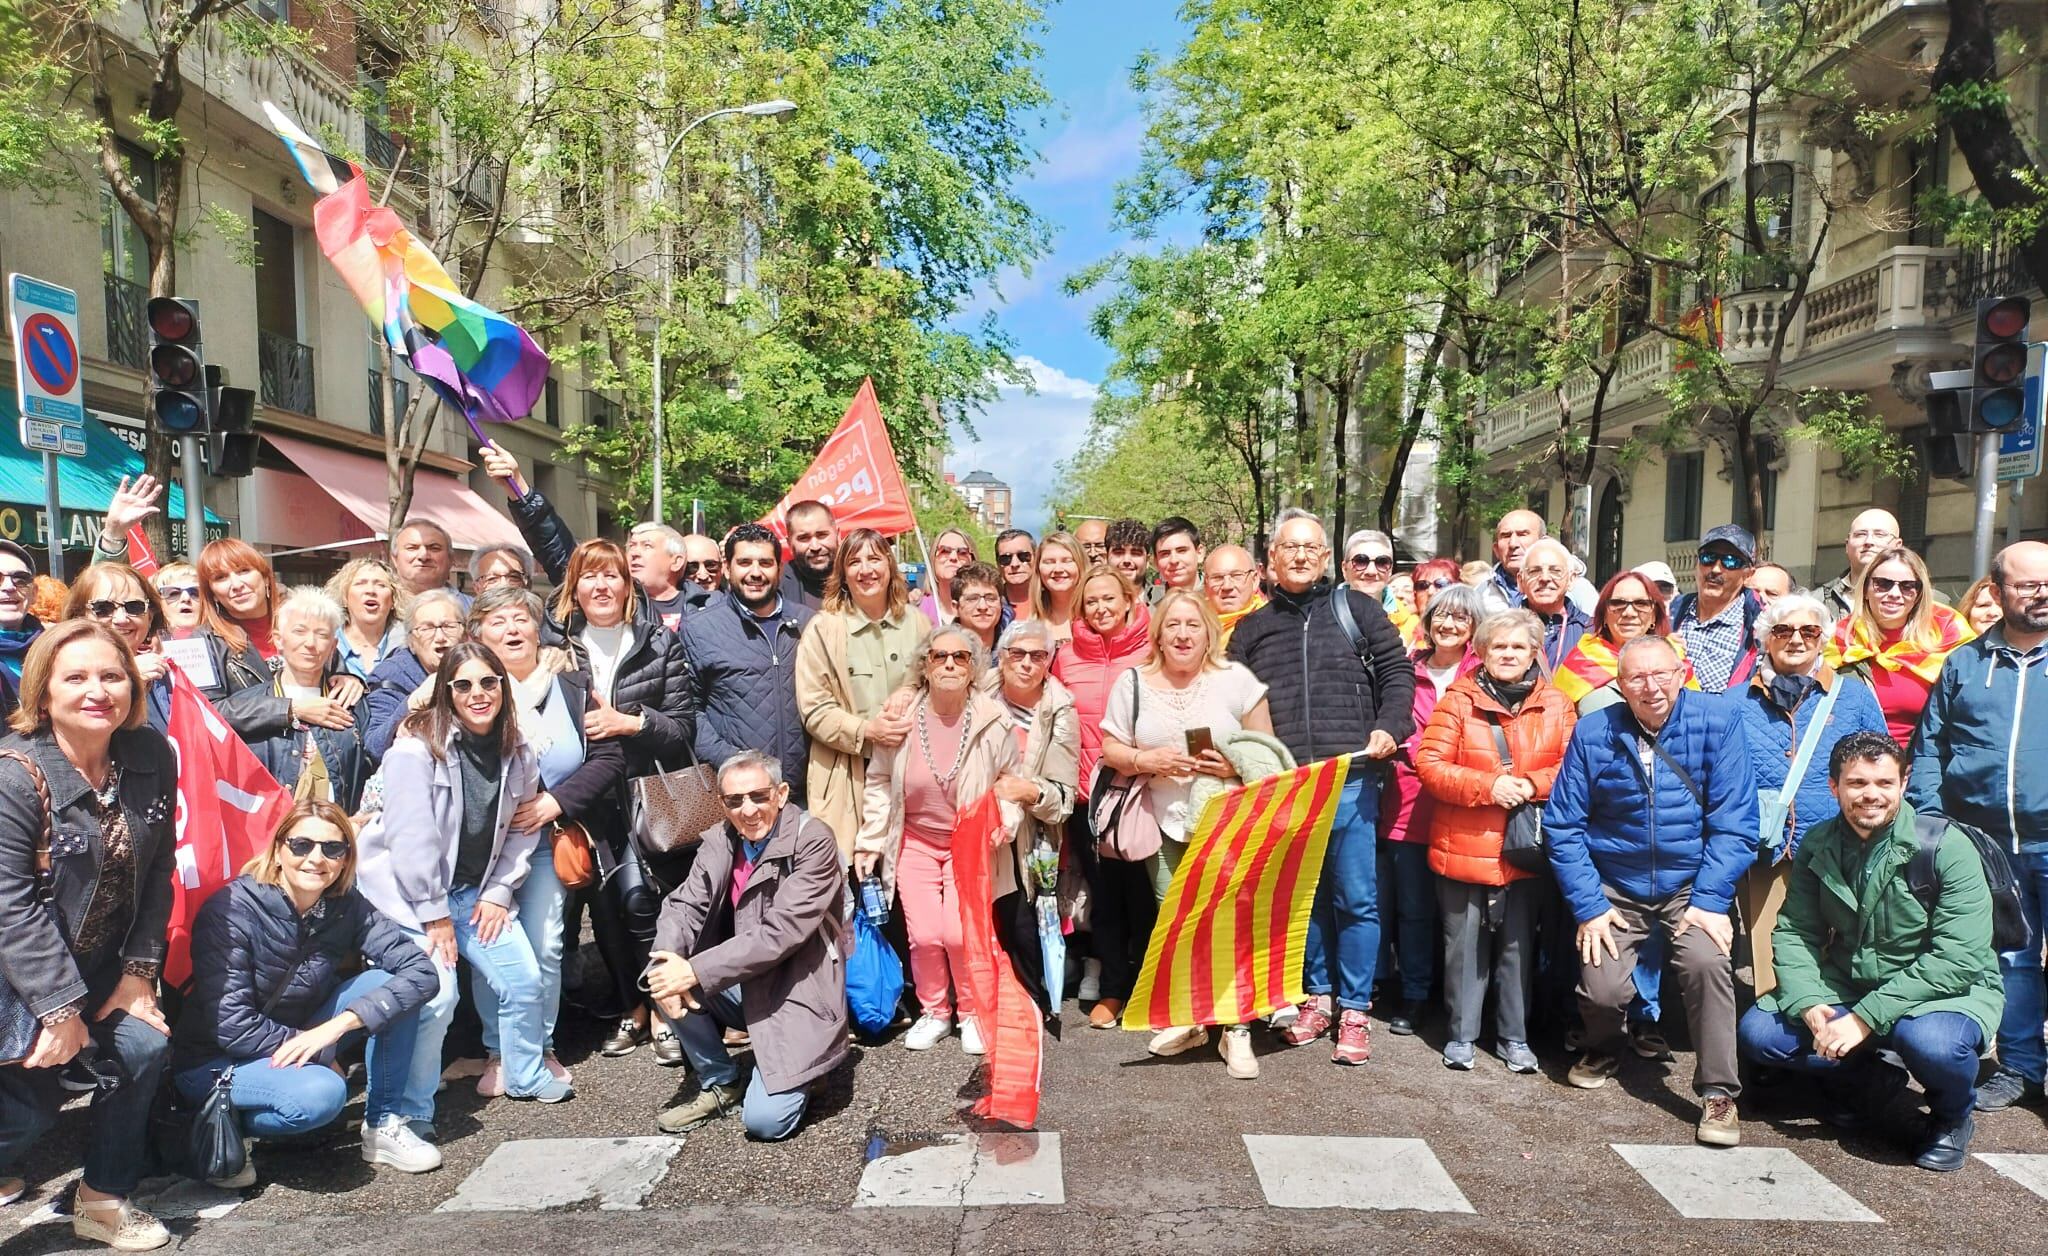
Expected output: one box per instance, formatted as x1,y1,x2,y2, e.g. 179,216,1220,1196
1612,1144,1881,1222
1243,1134,1476,1213
855,1132,1065,1207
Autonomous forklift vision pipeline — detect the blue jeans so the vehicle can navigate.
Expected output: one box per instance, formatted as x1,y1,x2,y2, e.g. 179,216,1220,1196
475,855,566,1055
174,970,422,1133
1994,849,2048,1082
0,1007,166,1196
1376,839,1435,1002
1633,933,1664,1026
663,986,809,1141
1740,1003,1984,1122
401,884,552,1119
1304,773,1381,1011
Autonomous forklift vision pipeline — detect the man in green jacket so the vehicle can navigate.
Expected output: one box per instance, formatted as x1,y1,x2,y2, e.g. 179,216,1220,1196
1738,731,2004,1172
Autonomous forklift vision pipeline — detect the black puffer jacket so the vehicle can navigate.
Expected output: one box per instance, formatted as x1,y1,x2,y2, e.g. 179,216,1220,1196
171,876,438,1071
250,678,372,812
1227,579,1415,765
565,599,696,776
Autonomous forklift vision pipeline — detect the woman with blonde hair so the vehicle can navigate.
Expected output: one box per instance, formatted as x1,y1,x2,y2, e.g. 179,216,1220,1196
326,557,410,682
152,562,204,635
1826,545,1975,745
1032,532,1087,651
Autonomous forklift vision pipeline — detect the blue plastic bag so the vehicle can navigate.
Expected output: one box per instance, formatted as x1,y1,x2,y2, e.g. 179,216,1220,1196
846,903,905,1037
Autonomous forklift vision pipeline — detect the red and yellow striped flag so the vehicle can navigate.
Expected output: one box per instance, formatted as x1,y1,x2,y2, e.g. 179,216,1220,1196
1122,754,1352,1032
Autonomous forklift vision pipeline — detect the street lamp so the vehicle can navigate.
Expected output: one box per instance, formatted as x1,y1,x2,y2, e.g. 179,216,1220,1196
650,98,798,524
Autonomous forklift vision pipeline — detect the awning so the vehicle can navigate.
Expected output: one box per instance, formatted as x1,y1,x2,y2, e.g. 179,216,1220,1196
0,397,224,552
262,432,525,552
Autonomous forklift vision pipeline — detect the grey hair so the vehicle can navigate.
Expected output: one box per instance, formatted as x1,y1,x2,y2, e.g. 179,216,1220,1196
910,624,988,687
467,585,546,629
996,618,1053,653
1267,506,1325,549
409,588,466,624
1422,583,1487,635
468,543,536,585
395,518,451,546
275,585,346,631
716,749,785,789
1474,608,1544,654
1343,529,1393,557
1519,537,1575,574
630,522,687,558
1755,591,1829,636
1616,634,1681,672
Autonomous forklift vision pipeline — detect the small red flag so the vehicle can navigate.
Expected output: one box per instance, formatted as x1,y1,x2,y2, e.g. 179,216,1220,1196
760,379,919,538
951,790,1042,1128
125,526,159,577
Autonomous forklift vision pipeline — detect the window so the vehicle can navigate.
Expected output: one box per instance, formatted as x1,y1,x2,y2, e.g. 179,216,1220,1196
1906,133,1949,247
1526,486,1551,522
1664,451,1704,543
1757,436,1781,533
100,140,155,370
1746,163,1795,291
542,376,561,428
254,210,313,413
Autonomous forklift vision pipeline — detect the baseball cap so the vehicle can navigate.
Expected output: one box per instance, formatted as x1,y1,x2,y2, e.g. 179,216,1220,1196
1698,524,1757,565
1633,560,1678,590
0,540,36,574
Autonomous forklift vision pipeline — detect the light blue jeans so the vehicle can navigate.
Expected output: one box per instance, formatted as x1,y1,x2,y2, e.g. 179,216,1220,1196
400,884,552,1120
475,855,567,1055
175,970,422,1131
1303,774,1382,1012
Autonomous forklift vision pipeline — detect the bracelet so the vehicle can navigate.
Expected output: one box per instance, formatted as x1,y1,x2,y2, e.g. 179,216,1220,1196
96,531,127,555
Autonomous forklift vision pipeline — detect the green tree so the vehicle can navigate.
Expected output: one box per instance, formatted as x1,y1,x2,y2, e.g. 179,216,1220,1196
1050,392,1259,546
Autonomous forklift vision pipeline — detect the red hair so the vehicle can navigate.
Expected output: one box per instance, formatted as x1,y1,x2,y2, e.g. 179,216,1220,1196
553,538,640,625
1593,568,1672,643
1412,558,1460,588
196,537,278,655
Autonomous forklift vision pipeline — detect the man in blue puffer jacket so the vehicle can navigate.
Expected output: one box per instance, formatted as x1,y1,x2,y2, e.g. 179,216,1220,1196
681,523,814,802
1544,636,1758,1147
1909,540,2048,1112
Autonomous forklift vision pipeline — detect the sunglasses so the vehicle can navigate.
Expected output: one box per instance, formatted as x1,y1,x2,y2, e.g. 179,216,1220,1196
684,559,722,576
1347,554,1394,570
998,552,1033,566
1005,648,1052,664
87,599,150,620
1768,624,1825,643
284,836,350,860
1697,551,1748,571
929,649,976,667
720,788,777,809
935,546,974,561
1608,598,1658,613
0,571,34,589
449,675,503,695
1868,576,1922,597
1422,577,1456,591
157,584,200,601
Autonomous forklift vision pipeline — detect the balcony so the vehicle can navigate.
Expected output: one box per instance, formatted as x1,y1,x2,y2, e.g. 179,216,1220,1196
1718,289,1797,365
1801,245,1962,353
259,330,316,416
460,160,503,216
103,273,147,370
1477,334,1675,455
368,368,412,437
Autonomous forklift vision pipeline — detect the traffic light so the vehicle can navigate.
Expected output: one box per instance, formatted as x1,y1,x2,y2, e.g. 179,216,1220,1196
145,297,209,432
1924,366,1974,482
205,364,258,477
1969,296,2030,433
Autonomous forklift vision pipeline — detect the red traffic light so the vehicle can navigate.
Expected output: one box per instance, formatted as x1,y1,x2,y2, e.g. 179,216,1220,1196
146,298,197,342
1981,296,2030,341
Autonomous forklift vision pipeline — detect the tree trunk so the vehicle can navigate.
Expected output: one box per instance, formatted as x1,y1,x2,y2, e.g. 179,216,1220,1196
1937,0,2048,291
1329,370,1350,544
1379,312,1451,532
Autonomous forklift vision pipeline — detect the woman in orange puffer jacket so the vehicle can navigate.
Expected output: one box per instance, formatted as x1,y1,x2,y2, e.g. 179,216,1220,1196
1415,608,1577,1074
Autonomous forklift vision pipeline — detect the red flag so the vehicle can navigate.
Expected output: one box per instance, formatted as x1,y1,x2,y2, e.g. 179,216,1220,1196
951,791,1042,1128
761,379,919,537
162,660,294,986
125,526,159,577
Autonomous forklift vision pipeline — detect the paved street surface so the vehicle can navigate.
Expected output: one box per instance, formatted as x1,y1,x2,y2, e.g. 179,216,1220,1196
11,992,2048,1254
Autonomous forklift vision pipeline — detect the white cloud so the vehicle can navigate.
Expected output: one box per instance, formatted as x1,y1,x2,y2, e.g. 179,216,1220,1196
1006,355,1099,402
1030,113,1146,189
950,362,1103,533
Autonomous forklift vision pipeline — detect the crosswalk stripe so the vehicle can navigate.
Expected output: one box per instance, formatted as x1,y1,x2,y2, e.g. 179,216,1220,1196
1243,1134,1476,1212
855,1132,1064,1207
438,1137,680,1212
1974,1153,2048,1200
1612,1144,1882,1223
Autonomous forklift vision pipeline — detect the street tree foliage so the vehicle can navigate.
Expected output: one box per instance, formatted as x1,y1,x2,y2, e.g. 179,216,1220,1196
1081,0,1912,554
1049,387,1259,545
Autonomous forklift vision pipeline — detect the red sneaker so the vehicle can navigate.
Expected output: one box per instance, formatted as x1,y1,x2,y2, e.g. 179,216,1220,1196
1281,995,1333,1046
1331,1009,1372,1066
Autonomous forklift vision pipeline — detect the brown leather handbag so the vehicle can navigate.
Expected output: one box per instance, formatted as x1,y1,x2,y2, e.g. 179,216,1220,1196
551,820,598,890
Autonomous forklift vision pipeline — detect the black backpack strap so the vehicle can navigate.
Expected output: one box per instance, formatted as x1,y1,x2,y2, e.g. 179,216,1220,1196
1328,585,1379,689
1905,811,1947,908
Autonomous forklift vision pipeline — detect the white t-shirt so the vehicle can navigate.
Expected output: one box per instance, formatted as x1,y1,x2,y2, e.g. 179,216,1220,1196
581,622,631,702
1100,662,1270,839
1424,661,1461,697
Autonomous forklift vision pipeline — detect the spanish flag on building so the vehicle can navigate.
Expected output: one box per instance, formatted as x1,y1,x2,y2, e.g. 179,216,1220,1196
1122,755,1351,1032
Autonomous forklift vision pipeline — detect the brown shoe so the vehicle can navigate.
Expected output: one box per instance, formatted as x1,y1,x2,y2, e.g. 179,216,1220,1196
1088,998,1123,1029
1697,1094,1741,1147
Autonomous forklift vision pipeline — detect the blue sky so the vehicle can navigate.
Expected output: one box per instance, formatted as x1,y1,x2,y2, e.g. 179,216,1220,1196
944,0,1188,534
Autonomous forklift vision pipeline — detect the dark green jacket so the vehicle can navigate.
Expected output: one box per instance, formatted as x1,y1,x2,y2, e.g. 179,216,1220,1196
1764,802,2003,1038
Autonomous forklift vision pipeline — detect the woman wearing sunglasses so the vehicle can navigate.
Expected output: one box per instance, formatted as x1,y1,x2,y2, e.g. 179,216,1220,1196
63,565,173,726
354,642,571,1124
172,801,443,1186
1553,570,1697,716
853,625,1018,1054
152,564,205,636
1826,545,1975,747
1734,593,1886,994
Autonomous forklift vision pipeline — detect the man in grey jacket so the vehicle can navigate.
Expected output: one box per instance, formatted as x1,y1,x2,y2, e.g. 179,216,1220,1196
647,751,847,1139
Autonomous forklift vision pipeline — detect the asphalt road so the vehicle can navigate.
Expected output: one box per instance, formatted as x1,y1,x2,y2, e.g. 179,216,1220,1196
10,986,2048,1254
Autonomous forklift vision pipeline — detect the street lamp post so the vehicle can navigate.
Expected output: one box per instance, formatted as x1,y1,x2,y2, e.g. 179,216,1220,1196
649,98,797,524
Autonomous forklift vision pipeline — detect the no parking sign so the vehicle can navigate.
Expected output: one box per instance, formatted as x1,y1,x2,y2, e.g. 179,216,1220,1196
8,273,86,457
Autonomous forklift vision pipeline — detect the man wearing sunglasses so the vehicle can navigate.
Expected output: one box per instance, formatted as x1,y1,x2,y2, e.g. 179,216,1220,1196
646,750,845,1140
995,528,1037,616
681,534,725,595
0,539,43,722
1673,524,1764,694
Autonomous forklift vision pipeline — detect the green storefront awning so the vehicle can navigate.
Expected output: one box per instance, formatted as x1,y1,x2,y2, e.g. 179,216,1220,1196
0,395,225,553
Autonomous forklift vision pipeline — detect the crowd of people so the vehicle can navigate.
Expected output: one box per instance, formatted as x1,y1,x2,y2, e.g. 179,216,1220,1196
0,453,2044,1249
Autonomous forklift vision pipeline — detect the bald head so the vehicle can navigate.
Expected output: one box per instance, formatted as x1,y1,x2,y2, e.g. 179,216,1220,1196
1494,510,1546,574
1844,508,1901,573
1995,541,2048,638
1203,544,1260,614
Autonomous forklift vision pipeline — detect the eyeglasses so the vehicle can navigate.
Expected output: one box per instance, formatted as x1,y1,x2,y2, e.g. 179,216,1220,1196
1209,570,1257,585
929,649,976,668
1422,577,1456,591
2003,580,2048,598
721,788,776,809
1347,553,1393,570
1697,551,1748,572
0,571,34,589
1004,648,1051,664
1272,542,1325,558
1607,598,1657,613
684,559,722,576
1620,669,1684,690
1768,624,1825,643
413,621,465,638
284,836,350,861
997,551,1033,566
477,570,528,589
449,675,502,695
1867,576,1922,597
157,584,200,601
87,599,149,620
1080,543,1107,556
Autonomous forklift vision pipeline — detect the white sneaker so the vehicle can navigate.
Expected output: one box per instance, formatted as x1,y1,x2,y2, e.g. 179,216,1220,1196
362,1115,444,1173
1148,1026,1210,1057
1267,1003,1299,1030
903,1014,953,1051
960,1018,986,1056
1077,958,1102,1003
1220,1026,1259,1079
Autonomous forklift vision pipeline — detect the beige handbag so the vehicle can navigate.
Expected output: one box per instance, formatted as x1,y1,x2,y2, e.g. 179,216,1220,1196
630,755,724,855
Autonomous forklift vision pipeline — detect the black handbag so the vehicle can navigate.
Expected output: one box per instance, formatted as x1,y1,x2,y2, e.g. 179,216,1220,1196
184,931,320,1181
1484,715,1549,875
0,748,58,1065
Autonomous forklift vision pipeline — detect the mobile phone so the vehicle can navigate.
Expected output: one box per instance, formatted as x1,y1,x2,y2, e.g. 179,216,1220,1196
1185,727,1215,757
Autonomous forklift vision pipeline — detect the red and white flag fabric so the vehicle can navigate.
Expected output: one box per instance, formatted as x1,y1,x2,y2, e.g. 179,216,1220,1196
760,378,919,538
124,526,159,577
951,790,1042,1128
162,660,293,986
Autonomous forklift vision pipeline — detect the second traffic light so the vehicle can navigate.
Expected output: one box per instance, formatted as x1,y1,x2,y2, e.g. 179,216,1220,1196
146,297,209,432
1970,295,2030,433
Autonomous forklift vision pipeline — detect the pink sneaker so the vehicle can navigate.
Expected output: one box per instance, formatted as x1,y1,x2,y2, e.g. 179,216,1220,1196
1281,995,1333,1047
1331,1009,1372,1066
476,1059,505,1098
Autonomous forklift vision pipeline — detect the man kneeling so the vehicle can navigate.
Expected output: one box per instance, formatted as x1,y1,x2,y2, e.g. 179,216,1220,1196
646,751,847,1140
1738,732,2003,1171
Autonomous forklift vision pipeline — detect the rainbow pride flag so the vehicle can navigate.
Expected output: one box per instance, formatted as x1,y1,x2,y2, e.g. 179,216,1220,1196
262,103,548,431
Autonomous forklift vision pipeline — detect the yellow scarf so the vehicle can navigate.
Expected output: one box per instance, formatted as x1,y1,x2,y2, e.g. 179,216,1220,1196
1217,593,1269,646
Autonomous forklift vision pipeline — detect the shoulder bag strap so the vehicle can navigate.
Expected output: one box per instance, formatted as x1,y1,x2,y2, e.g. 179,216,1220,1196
1483,712,1515,772
1647,736,1705,808
0,748,53,883
1782,679,1843,792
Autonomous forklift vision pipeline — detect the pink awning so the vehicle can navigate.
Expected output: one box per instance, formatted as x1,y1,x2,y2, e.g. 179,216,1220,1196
262,433,525,552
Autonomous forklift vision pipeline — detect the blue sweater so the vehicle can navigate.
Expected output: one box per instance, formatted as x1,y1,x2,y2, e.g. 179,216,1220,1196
1543,689,1759,922
1735,671,1888,859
